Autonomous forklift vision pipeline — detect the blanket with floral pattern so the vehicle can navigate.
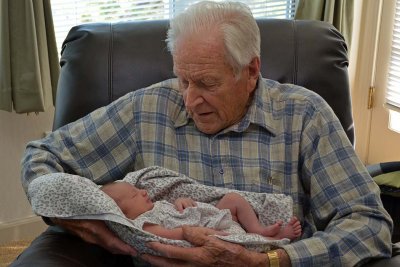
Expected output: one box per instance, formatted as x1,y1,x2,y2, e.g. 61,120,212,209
28,166,293,254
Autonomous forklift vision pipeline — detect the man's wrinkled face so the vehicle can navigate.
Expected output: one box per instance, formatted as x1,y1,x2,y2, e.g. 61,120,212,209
173,30,259,134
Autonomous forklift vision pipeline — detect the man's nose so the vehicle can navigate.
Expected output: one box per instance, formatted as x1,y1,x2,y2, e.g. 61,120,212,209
184,84,203,108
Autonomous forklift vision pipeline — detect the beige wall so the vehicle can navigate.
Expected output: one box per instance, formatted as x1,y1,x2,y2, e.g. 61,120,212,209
0,109,54,242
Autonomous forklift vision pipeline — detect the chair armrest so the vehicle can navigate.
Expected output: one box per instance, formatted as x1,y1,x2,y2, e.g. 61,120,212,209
367,162,400,177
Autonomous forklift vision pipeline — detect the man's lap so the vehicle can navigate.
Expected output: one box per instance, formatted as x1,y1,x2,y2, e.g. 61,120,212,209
10,226,400,267
9,226,134,267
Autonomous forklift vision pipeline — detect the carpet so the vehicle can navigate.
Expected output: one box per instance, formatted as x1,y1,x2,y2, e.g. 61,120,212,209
0,240,31,267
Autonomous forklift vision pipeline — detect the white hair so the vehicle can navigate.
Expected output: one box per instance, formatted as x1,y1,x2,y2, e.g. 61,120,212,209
166,1,260,75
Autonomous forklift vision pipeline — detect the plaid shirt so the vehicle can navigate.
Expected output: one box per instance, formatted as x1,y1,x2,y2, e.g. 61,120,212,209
22,78,392,266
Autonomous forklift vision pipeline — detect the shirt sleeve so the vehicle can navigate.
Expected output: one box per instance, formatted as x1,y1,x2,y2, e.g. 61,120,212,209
282,97,393,266
21,92,140,201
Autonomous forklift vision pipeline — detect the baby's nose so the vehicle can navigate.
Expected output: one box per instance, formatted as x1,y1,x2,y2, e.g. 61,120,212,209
140,190,147,196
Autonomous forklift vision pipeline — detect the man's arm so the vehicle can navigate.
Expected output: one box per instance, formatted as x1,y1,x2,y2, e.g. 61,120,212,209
281,97,393,266
21,92,137,193
21,93,138,255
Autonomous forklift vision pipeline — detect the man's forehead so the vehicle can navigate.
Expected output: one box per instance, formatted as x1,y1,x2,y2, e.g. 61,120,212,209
173,66,220,81
173,54,228,77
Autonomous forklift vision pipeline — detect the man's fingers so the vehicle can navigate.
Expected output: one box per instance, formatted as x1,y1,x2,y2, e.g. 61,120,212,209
111,243,137,256
144,226,252,266
147,242,201,261
104,235,137,256
182,226,226,246
141,253,189,267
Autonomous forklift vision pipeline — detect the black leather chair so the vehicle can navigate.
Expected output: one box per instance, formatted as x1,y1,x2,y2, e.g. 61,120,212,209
54,19,399,265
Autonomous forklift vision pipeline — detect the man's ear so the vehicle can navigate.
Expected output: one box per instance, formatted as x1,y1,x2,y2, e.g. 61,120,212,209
247,57,260,93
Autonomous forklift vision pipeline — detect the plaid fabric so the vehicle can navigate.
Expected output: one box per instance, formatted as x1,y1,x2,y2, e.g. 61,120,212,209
22,78,393,266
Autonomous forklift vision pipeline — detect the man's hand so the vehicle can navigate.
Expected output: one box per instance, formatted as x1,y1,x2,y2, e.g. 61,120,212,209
141,226,268,266
51,218,137,256
174,197,197,212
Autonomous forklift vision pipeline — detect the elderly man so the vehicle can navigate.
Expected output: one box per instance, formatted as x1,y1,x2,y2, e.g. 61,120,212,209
12,1,396,267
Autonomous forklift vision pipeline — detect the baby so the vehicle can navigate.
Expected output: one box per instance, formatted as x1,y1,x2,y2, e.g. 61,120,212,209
101,181,301,241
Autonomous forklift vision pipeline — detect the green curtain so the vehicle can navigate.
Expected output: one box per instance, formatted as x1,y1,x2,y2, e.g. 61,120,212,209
295,0,354,51
0,0,59,113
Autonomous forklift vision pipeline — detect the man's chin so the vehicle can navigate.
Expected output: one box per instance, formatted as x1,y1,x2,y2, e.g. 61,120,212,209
195,122,220,135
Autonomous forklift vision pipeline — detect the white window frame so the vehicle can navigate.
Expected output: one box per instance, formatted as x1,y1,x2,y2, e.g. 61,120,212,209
50,0,297,53
349,0,400,163
386,0,400,132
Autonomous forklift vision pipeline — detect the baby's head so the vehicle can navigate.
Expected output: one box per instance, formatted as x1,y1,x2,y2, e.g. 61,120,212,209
101,182,154,219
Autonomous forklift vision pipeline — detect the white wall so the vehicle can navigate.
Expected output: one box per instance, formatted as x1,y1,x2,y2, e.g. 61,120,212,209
0,108,54,242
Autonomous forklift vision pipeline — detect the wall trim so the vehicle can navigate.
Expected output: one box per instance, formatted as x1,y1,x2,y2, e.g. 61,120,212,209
0,216,47,244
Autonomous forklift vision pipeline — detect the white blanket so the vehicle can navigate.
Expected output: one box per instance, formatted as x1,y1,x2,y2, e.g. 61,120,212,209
29,166,293,254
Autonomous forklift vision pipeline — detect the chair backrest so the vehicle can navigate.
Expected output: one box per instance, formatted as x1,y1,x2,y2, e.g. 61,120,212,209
54,19,354,144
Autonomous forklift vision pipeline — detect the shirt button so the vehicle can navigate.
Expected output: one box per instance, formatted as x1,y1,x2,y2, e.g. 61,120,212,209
219,169,224,174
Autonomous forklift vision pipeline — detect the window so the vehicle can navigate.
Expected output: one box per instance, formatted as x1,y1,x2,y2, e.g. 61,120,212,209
50,0,297,52
387,0,400,132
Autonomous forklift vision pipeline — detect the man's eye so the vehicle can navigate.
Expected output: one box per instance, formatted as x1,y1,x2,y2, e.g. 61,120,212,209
201,82,218,90
204,82,216,88
201,79,217,88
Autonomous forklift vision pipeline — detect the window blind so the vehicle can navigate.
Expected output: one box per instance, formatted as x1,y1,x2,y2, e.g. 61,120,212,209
50,0,297,52
387,0,400,111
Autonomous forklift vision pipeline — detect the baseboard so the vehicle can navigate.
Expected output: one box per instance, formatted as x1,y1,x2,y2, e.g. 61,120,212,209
0,216,47,244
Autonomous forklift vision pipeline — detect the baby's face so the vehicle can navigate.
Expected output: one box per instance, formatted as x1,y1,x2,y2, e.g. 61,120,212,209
106,182,154,219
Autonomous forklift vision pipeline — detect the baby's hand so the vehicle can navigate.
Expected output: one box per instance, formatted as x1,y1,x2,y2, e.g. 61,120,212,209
174,198,197,212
